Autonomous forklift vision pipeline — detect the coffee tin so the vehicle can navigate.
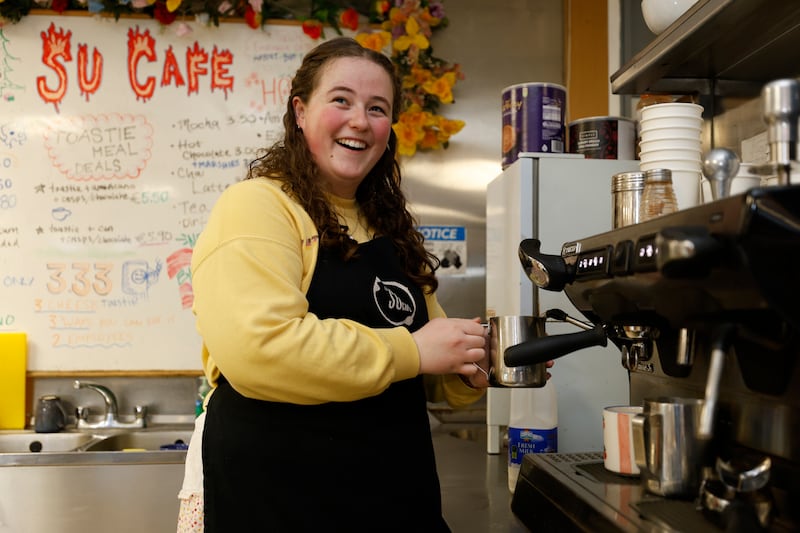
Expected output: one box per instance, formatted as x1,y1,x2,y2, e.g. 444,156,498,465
568,116,636,160
501,82,566,168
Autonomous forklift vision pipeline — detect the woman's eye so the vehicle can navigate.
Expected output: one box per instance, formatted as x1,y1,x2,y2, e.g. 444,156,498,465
333,96,348,104
370,105,388,115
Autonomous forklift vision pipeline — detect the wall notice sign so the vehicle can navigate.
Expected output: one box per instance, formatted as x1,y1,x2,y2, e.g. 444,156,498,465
418,225,467,275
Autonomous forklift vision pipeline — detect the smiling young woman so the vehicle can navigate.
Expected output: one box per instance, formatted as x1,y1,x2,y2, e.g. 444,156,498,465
177,37,489,532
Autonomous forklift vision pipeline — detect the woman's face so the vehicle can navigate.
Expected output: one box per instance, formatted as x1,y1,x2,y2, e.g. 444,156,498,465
293,57,394,199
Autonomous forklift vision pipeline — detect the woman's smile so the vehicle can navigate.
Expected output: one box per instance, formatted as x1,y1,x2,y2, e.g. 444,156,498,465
293,56,393,198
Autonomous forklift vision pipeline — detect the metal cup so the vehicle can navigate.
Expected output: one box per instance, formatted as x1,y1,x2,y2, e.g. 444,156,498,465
631,396,710,498
34,395,66,433
487,316,548,387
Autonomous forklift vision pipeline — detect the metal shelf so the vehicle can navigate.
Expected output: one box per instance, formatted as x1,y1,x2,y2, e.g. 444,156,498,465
611,0,800,96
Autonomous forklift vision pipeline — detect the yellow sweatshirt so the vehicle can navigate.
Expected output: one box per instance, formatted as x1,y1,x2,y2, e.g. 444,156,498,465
191,177,483,408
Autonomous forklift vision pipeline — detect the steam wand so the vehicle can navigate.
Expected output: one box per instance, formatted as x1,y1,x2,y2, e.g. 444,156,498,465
697,323,736,439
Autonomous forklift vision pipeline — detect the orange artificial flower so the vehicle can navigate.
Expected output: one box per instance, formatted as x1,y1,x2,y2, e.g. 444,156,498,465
393,121,423,157
399,104,430,129
387,6,408,27
355,30,392,52
244,5,261,29
339,7,359,31
402,63,433,89
374,1,390,17
422,72,457,104
419,128,440,150
419,6,443,27
302,19,323,40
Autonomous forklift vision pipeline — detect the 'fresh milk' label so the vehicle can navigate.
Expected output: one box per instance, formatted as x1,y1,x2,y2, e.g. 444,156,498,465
508,426,557,467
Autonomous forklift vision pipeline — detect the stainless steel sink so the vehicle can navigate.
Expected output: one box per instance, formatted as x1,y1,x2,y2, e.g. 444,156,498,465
0,425,193,532
0,431,97,453
82,429,192,451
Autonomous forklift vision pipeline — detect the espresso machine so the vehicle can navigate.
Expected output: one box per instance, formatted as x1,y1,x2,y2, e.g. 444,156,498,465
505,82,800,532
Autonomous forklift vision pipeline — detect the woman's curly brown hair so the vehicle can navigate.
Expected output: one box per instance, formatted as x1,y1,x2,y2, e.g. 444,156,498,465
247,37,439,293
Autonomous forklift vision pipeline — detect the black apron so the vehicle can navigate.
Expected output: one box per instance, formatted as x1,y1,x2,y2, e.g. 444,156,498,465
203,236,450,533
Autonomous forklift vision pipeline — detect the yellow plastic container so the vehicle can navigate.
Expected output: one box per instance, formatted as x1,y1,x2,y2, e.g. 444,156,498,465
0,332,27,429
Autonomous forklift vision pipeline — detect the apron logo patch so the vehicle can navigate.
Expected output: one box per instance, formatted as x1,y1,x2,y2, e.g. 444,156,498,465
372,277,416,326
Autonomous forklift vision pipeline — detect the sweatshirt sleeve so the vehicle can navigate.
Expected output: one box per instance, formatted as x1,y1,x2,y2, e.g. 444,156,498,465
191,179,420,404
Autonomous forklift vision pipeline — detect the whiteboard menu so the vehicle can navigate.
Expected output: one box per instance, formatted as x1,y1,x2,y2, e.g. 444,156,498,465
0,14,325,370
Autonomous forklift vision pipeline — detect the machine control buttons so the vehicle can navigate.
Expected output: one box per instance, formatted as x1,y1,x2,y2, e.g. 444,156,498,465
612,240,634,275
574,246,612,279
632,235,658,273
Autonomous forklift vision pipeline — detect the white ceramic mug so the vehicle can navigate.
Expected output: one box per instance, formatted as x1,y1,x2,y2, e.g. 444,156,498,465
602,405,643,475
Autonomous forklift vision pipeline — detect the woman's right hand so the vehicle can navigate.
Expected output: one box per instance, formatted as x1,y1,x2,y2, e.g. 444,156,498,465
412,317,487,376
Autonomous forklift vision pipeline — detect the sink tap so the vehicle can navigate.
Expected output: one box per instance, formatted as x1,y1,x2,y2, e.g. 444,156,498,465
73,380,147,429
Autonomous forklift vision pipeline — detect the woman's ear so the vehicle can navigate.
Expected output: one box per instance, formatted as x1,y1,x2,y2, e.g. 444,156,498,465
292,96,305,130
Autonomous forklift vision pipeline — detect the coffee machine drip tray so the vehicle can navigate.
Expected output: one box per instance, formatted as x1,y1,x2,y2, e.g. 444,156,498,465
511,452,718,532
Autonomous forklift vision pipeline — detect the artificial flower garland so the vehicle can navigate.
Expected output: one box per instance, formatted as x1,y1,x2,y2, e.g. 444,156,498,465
355,1,464,156
0,0,464,156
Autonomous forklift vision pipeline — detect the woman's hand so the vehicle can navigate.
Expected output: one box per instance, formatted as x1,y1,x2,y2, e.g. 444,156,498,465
457,337,555,389
412,317,556,390
413,317,488,377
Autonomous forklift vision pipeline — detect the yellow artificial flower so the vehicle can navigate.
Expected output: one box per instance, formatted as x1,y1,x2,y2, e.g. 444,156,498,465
387,6,407,26
355,2,465,157
166,0,180,12
399,104,430,129
402,64,433,90
355,30,392,52
394,16,429,52
422,72,456,103
393,121,423,157
440,117,466,136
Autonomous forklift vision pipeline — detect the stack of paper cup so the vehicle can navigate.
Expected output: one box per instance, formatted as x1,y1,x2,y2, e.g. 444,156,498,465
639,102,704,210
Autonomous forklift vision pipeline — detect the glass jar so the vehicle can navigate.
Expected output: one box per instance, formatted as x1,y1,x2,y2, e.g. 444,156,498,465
639,168,678,221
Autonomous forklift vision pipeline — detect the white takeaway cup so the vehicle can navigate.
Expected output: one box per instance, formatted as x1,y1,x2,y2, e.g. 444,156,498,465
671,170,703,210
639,159,702,172
640,126,703,142
603,405,643,476
639,138,702,152
639,102,704,121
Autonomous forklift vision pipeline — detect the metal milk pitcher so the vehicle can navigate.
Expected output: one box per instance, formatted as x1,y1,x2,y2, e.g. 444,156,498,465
488,315,548,387
632,396,710,498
